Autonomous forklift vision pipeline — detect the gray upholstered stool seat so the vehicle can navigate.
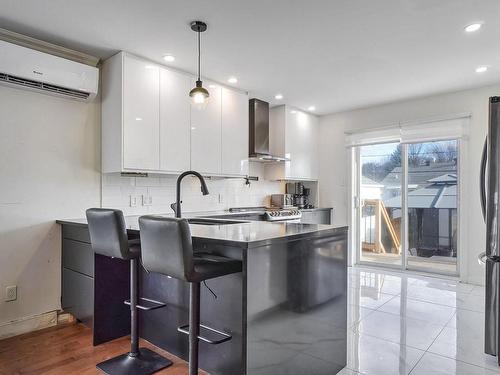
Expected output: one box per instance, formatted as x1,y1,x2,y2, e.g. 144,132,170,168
86,208,172,375
138,215,242,375
192,253,242,282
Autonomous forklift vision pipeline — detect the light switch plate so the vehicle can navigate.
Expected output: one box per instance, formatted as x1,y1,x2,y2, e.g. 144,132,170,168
129,195,137,207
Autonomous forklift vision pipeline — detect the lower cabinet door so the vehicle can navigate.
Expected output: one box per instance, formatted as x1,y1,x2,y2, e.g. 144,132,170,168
62,268,94,327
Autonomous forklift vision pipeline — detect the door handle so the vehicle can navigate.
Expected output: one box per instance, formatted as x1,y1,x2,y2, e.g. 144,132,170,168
478,251,487,265
480,137,487,221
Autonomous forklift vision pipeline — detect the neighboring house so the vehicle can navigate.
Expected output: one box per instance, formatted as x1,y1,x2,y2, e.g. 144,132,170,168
384,165,457,258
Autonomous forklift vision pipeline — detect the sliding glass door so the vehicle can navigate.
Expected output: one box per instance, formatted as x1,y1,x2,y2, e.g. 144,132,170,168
405,140,458,274
358,143,402,267
354,140,459,275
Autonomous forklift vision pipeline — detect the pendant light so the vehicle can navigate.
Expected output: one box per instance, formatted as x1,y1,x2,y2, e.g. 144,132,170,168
189,21,209,109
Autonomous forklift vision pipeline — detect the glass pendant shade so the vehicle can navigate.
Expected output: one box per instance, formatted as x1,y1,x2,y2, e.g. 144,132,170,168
190,80,209,109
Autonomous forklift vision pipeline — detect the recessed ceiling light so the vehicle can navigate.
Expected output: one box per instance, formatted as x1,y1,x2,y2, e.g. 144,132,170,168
163,54,175,62
308,106,316,111
465,23,483,33
476,65,488,73
290,110,297,114
228,77,238,84
275,94,283,100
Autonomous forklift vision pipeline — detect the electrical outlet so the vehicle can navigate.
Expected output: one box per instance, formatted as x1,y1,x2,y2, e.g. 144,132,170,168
142,194,153,206
129,195,137,207
6,285,17,302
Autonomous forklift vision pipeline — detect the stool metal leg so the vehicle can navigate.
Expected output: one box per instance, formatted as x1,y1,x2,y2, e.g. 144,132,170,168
96,258,172,375
130,258,139,356
189,282,201,375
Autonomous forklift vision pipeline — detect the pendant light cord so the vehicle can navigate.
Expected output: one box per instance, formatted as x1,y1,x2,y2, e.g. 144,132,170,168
197,29,201,81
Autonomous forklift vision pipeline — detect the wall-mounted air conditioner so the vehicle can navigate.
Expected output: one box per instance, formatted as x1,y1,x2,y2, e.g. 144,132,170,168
0,39,98,101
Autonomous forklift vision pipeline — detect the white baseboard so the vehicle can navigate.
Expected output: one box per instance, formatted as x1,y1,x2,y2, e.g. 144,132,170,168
0,311,57,340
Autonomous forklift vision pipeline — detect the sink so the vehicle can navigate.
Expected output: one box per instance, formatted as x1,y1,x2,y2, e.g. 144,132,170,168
187,218,247,226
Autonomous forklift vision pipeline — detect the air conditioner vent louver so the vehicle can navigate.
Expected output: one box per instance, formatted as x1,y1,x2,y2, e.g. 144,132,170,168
0,72,90,100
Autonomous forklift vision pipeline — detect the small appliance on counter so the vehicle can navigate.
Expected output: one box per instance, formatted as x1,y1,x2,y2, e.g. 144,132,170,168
286,182,314,209
271,194,294,209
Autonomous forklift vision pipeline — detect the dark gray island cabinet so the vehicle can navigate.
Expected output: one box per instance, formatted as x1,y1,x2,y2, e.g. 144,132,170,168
57,217,348,375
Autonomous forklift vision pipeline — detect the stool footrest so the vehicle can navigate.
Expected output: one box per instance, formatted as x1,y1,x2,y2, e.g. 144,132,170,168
178,324,232,345
124,297,167,311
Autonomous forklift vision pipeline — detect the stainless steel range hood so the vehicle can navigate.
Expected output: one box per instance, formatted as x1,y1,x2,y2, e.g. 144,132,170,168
249,98,288,162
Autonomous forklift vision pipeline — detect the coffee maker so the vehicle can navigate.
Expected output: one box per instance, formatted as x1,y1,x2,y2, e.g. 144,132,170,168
286,182,313,209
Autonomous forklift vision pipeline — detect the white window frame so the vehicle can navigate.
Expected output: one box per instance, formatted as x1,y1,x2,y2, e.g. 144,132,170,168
348,114,469,280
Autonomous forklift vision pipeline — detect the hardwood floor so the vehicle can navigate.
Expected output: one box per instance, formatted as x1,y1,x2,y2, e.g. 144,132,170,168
0,323,208,375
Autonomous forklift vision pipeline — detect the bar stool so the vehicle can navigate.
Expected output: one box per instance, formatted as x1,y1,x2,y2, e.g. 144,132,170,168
86,208,172,375
138,215,242,375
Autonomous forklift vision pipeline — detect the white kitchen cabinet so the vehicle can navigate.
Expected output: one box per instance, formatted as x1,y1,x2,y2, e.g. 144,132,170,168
159,67,191,172
190,81,222,175
102,52,161,173
265,105,319,180
221,87,249,176
123,55,160,170
102,52,249,177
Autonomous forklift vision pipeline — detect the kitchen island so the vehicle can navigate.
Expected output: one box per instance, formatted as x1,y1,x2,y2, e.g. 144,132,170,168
57,215,348,375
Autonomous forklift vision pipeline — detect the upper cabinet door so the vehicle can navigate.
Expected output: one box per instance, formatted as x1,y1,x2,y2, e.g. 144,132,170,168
285,109,319,180
159,68,191,172
221,88,249,176
123,55,160,170
190,81,222,175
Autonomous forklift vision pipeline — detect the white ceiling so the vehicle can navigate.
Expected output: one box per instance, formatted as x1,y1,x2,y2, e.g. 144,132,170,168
1,0,499,115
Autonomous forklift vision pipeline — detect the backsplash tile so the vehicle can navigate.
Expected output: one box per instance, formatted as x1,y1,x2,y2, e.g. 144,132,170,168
101,167,284,216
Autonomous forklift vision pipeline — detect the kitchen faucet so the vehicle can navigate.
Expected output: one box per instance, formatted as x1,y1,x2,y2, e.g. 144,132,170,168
170,171,209,218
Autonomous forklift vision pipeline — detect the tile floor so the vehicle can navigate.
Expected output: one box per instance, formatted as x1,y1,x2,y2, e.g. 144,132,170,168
339,266,498,375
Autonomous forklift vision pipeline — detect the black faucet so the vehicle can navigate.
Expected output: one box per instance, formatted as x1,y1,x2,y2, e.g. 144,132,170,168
170,171,209,218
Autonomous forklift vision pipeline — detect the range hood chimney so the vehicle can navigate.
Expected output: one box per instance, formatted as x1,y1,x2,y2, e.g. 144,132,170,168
249,98,288,162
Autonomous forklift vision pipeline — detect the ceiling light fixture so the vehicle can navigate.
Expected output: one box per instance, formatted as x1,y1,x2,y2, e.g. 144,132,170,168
275,94,283,100
476,65,488,73
163,54,175,62
465,23,483,33
228,77,238,84
308,106,316,111
189,21,209,109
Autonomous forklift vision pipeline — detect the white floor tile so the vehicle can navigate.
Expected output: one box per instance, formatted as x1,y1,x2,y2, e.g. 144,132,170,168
347,333,425,375
410,352,500,375
348,287,395,309
410,277,474,294
406,284,470,308
378,295,456,326
347,304,376,327
346,266,495,375
428,326,500,372
337,367,362,375
355,310,444,350
446,309,485,330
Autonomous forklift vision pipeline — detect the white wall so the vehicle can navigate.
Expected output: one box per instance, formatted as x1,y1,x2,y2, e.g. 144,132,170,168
318,83,500,285
0,85,101,327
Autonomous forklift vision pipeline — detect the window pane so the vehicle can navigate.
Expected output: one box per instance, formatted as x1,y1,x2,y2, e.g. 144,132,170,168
359,143,402,266
406,140,458,273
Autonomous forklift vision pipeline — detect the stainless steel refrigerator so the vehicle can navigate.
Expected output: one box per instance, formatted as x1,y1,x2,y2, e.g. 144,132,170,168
481,96,500,360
